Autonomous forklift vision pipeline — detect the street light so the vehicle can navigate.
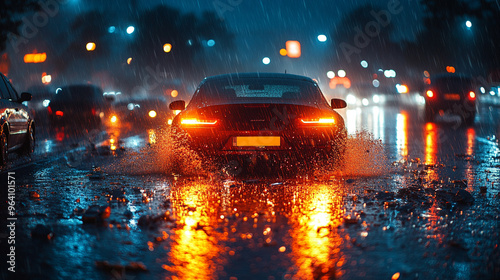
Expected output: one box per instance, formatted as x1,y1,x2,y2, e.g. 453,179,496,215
317,34,327,42
86,42,96,51
262,57,271,65
466,20,472,29
126,26,135,34
163,43,172,53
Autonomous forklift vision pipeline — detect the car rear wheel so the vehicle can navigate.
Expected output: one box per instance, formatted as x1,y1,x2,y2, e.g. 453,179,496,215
20,124,35,155
0,130,7,167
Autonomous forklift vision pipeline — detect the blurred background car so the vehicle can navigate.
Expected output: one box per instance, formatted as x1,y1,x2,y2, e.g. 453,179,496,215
47,84,112,127
109,97,174,127
344,83,401,107
424,74,477,124
0,72,34,166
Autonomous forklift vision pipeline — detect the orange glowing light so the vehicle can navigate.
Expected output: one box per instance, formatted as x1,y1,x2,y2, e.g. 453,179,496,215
285,40,301,58
181,119,218,126
426,90,434,98
446,66,456,73
171,90,179,98
392,272,401,280
279,48,287,56
163,43,172,53
41,73,52,84
166,180,226,280
24,53,47,63
55,111,64,117
86,42,96,51
425,122,437,165
469,91,476,99
329,76,351,89
396,112,408,159
127,57,132,64
288,184,345,279
300,118,335,125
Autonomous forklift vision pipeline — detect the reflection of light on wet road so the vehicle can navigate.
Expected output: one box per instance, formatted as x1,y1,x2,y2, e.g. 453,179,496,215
465,128,476,191
164,181,225,280
425,123,437,165
120,135,144,149
466,128,475,156
148,129,157,145
346,108,358,135
43,139,54,153
396,112,408,160
372,106,385,141
288,183,344,279
345,106,385,141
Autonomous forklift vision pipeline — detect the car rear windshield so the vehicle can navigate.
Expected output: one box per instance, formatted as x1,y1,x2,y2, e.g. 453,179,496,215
190,78,328,107
433,77,473,93
52,85,104,103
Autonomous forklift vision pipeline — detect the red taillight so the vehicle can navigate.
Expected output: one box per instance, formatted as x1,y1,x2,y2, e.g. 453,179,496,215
180,118,218,126
92,108,96,115
469,91,476,100
426,90,434,98
48,106,52,115
299,118,336,126
55,111,64,117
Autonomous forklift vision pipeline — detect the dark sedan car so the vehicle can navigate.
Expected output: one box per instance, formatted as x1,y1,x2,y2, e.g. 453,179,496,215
169,73,347,171
48,84,111,127
424,74,477,124
0,72,34,166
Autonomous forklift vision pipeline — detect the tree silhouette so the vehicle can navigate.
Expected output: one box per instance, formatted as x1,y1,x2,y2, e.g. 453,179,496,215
329,4,404,82
406,0,500,76
128,5,235,83
0,0,40,53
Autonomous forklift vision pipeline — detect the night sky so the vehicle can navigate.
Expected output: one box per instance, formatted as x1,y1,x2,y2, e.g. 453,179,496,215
6,0,426,91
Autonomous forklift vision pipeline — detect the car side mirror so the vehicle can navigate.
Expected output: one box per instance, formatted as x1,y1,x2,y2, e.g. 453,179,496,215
169,100,185,110
20,92,32,102
331,98,347,109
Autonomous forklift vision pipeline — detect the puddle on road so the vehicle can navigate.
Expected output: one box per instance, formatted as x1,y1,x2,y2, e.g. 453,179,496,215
11,126,498,280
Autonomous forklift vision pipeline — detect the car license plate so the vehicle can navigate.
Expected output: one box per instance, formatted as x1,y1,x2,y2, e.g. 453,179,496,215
234,136,280,147
444,94,461,100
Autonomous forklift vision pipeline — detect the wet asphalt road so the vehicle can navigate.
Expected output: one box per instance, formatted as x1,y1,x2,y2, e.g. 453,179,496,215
1,99,499,280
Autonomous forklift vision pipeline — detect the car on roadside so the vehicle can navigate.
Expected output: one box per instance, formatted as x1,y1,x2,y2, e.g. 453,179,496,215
47,84,111,127
424,74,477,124
0,72,35,166
169,73,347,172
